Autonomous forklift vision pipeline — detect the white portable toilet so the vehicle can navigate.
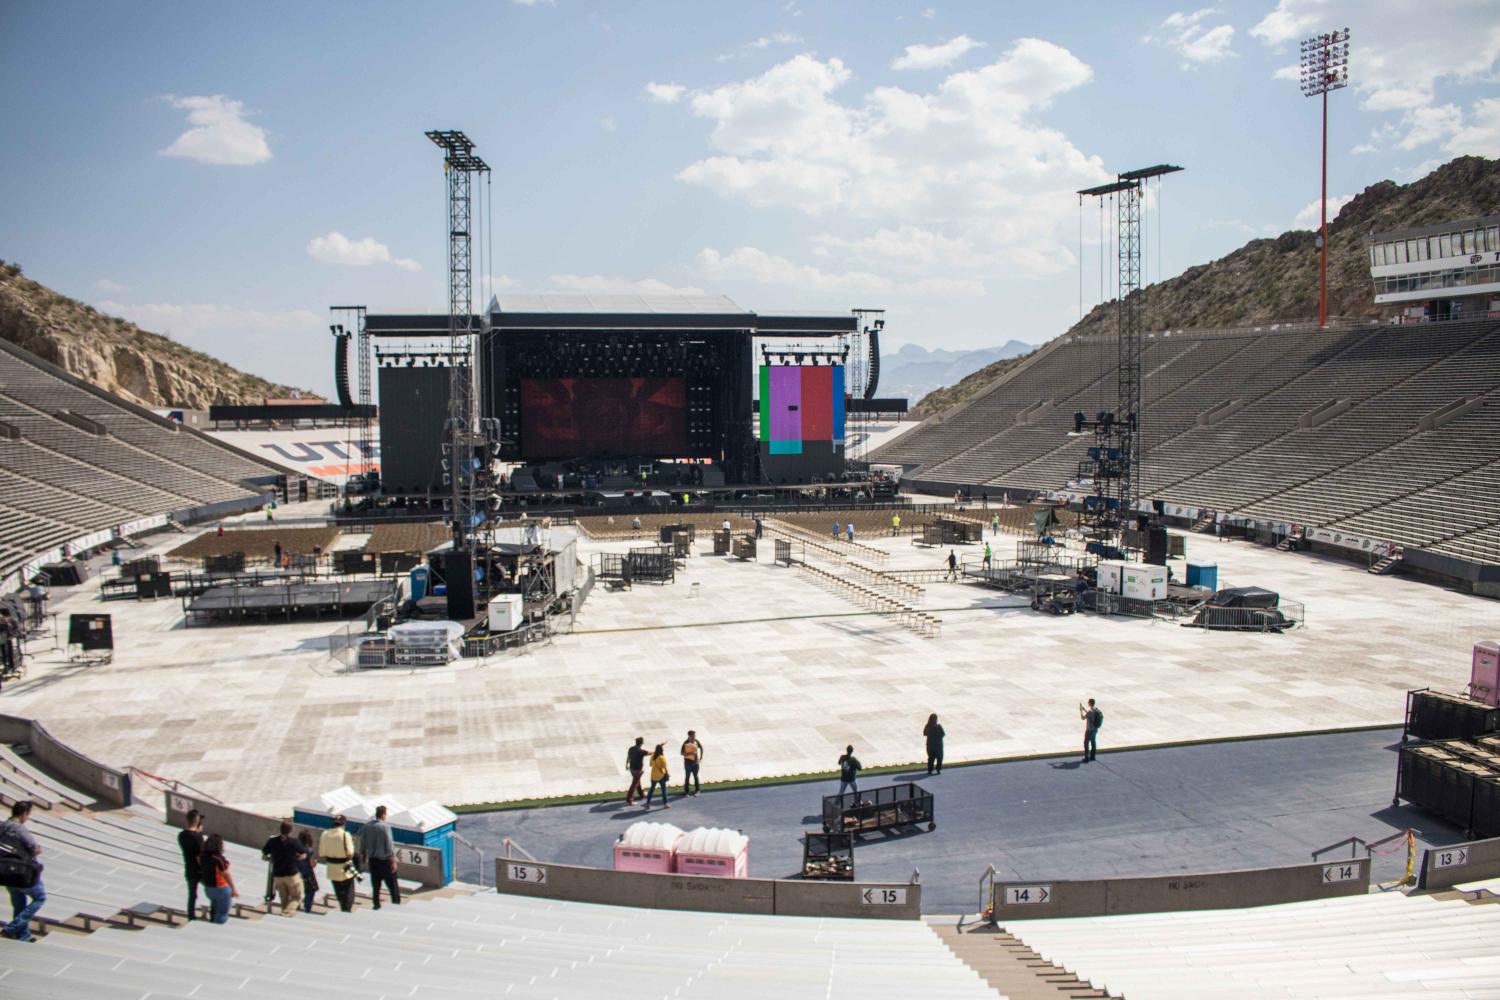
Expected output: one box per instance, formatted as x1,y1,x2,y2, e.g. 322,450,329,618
1096,560,1125,594
1121,562,1167,601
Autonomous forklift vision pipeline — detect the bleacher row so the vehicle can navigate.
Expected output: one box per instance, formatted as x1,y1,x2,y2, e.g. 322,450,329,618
0,340,284,581
874,319,1500,563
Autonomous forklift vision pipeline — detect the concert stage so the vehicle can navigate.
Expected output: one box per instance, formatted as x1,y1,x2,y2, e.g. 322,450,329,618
183,578,397,627
368,294,873,493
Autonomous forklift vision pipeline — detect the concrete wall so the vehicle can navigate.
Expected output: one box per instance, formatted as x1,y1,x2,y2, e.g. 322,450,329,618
0,713,131,808
990,859,1370,921
1419,835,1500,890
165,792,446,890
493,859,921,920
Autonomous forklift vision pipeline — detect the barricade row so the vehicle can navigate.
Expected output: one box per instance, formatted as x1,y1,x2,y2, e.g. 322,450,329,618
796,563,941,638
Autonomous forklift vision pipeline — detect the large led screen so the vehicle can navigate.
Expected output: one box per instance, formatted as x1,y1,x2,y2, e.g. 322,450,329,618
759,365,844,455
520,377,687,458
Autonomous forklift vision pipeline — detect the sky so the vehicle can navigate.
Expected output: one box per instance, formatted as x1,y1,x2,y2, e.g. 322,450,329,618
2,0,1497,397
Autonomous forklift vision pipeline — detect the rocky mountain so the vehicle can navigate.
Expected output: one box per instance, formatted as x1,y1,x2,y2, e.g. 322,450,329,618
0,262,305,409
916,155,1500,415
881,340,1034,413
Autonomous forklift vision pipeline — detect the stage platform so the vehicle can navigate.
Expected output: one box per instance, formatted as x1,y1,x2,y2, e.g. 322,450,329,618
184,578,396,626
3,498,1499,814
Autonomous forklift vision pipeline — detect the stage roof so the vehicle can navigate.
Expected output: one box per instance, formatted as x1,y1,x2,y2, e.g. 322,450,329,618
365,293,857,336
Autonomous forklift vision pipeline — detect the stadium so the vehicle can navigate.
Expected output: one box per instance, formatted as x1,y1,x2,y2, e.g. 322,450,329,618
3,12,1500,1000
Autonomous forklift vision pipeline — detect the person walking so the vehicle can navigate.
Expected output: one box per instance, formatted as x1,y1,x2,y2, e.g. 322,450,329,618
846,522,855,543
982,542,992,572
177,809,205,921
681,730,704,797
359,806,400,910
945,549,958,581
924,714,946,775
199,834,238,925
891,513,900,536
318,815,359,913
295,831,319,913
1080,698,1103,763
754,517,764,539
0,801,45,942
273,540,283,567
261,821,307,917
991,512,1000,537
832,519,840,538
644,744,671,810
837,746,862,798
625,737,648,806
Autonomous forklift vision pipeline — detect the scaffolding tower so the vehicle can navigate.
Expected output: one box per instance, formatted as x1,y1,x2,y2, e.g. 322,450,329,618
1075,164,1182,553
425,130,491,554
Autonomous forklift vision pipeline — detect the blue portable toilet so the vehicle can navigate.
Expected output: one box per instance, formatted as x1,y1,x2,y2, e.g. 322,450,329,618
409,565,429,601
1186,563,1218,589
294,787,457,885
292,785,367,831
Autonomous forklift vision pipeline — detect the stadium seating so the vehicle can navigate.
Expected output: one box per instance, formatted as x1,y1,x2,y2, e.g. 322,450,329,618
1003,890,1500,1000
0,340,284,582
873,318,1500,564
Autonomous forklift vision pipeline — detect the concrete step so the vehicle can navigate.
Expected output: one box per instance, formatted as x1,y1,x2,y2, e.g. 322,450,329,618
929,923,1117,1000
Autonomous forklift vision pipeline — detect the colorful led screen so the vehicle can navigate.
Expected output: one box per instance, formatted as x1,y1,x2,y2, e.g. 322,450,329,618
520,377,687,458
758,365,845,455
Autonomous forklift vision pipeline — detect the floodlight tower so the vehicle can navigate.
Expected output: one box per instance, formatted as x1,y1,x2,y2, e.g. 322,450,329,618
1075,164,1182,552
425,130,490,558
1300,28,1351,329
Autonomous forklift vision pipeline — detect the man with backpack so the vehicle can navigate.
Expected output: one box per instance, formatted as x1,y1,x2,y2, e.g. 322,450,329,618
0,800,45,941
1080,698,1103,762
837,746,862,798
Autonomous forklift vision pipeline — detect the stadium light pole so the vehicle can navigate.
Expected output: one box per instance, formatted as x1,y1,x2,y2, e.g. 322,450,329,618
1300,28,1350,329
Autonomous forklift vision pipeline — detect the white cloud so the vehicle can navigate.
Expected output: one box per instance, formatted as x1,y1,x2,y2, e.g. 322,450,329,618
98,300,319,344
599,116,617,132
697,247,985,297
306,232,422,272
750,31,802,49
1445,96,1500,156
922,7,936,18
1252,1,1500,154
95,278,125,293
159,95,271,166
892,34,986,71
509,0,554,5
1145,9,1236,66
678,42,1103,271
546,274,707,296
644,82,687,104
1293,194,1355,229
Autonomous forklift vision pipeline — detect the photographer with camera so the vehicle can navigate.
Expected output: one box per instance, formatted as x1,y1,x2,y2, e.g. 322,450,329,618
318,814,360,912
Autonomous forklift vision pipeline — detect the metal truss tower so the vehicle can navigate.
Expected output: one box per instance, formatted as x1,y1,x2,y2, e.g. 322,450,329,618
425,130,491,551
1076,163,1181,550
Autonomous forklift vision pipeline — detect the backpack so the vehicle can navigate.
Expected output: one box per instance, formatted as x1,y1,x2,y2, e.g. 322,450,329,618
0,825,40,889
1091,708,1104,729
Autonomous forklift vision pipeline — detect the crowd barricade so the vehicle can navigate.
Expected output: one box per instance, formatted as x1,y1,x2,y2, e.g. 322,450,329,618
795,563,940,638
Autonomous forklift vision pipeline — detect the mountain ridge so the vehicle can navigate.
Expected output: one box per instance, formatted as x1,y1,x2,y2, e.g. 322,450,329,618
0,262,307,409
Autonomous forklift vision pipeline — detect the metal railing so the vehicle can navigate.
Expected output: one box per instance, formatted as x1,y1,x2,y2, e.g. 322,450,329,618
452,831,489,888
126,765,223,805
501,836,539,862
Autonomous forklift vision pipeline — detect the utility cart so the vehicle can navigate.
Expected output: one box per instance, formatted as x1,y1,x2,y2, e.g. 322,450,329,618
821,782,935,837
801,832,855,880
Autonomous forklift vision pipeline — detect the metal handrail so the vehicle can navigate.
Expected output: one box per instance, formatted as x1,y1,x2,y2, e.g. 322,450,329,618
964,863,997,928
501,836,538,863
1311,835,1366,860
452,831,488,888
126,766,223,805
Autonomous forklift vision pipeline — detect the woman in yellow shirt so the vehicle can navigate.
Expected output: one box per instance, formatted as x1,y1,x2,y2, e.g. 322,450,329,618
644,743,672,810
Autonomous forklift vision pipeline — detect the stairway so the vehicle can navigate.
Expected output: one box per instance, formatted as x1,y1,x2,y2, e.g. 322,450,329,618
1190,512,1214,533
1369,553,1402,575
929,922,1119,999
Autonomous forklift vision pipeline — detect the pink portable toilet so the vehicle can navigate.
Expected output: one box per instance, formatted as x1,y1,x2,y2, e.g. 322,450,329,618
613,821,683,874
1473,641,1500,707
675,827,749,879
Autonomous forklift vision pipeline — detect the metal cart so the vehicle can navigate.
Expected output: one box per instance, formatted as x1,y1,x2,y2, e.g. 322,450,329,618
821,782,935,836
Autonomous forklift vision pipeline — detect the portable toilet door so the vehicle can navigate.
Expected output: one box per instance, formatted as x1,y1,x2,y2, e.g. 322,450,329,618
386,801,459,884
